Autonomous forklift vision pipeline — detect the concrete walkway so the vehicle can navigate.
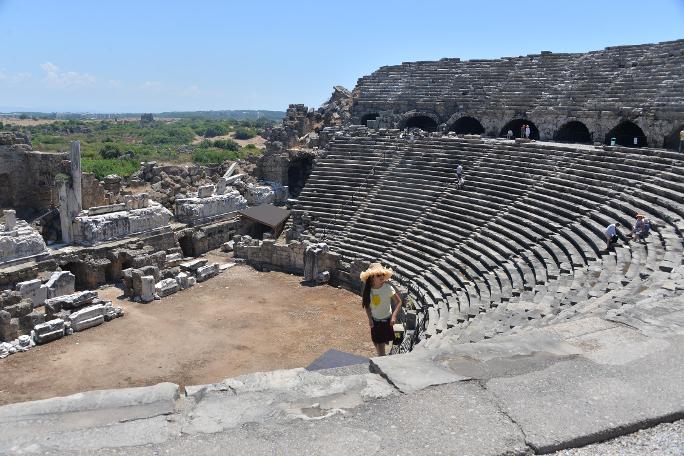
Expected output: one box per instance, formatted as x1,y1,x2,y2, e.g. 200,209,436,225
1,295,682,455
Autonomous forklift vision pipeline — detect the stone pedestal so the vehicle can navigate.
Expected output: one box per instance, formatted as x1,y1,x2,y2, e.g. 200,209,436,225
304,242,329,283
140,276,155,303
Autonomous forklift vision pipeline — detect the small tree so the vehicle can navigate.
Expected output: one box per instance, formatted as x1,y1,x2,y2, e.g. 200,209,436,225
99,143,121,159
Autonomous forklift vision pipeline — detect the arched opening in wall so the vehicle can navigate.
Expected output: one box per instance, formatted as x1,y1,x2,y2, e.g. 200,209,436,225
360,113,379,126
447,116,485,135
554,121,592,144
500,119,540,140
605,121,647,147
403,115,438,132
663,125,684,151
288,154,314,198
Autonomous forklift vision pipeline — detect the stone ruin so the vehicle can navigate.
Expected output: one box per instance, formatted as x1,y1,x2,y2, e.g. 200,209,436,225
0,133,271,355
175,163,248,225
0,210,50,268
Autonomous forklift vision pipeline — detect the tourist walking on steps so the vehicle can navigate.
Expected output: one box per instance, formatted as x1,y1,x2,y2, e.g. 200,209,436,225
506,129,513,140
520,124,526,139
679,128,684,153
604,222,621,249
455,163,464,189
525,124,531,139
360,263,402,356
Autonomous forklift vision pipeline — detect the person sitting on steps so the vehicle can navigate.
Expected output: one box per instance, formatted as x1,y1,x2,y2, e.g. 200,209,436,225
631,214,651,242
604,222,621,250
360,263,402,356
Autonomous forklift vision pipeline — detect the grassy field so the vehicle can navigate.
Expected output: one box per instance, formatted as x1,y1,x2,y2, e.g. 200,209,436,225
0,117,271,179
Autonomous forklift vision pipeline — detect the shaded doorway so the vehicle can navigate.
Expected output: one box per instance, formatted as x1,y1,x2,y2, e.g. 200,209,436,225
554,121,592,144
448,116,485,135
605,121,647,147
500,119,540,140
288,154,314,198
403,115,438,132
360,113,379,126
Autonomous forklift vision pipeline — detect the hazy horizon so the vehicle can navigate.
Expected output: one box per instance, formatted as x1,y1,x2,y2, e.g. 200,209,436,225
1,0,682,113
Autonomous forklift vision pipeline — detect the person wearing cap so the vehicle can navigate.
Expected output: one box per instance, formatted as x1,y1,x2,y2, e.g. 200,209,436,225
604,222,621,249
632,214,650,242
360,263,402,356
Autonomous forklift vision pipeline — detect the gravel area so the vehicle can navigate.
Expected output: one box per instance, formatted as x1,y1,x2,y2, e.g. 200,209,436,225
552,420,684,455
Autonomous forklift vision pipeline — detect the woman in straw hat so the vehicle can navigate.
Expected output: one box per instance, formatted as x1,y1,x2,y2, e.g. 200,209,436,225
360,263,402,356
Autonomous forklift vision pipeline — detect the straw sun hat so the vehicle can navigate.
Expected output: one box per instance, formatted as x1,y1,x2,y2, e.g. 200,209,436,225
360,262,393,282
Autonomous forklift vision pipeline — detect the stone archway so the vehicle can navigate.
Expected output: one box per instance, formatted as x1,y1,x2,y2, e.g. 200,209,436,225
554,120,592,144
500,119,540,140
360,113,379,126
447,116,485,135
663,124,683,151
605,120,647,147
402,115,439,132
287,153,315,198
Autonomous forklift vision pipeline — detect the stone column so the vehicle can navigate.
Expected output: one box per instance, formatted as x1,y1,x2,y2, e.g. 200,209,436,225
70,141,83,212
57,180,72,244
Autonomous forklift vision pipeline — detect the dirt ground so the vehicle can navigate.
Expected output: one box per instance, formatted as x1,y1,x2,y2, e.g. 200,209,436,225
0,263,375,405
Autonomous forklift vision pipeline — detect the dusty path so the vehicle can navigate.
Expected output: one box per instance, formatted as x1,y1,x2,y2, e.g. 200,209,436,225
0,265,374,405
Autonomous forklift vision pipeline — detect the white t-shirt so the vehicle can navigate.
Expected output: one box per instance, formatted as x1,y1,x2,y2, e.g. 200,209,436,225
368,283,396,320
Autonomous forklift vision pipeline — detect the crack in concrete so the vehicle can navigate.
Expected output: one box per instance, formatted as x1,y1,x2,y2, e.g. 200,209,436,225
474,379,534,455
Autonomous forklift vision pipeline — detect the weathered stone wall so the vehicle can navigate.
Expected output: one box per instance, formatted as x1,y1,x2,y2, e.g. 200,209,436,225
177,219,238,257
81,173,110,209
0,133,68,215
351,40,684,147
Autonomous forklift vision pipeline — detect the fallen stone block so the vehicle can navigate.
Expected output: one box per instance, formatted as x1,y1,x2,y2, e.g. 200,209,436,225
44,291,98,311
16,279,48,308
197,185,215,198
165,253,183,267
218,262,235,271
33,319,65,345
45,271,76,299
140,276,156,302
19,311,45,330
176,272,191,289
155,278,180,298
180,259,208,273
4,300,32,319
187,277,197,287
0,310,19,342
68,304,106,332
196,263,219,282
221,241,234,252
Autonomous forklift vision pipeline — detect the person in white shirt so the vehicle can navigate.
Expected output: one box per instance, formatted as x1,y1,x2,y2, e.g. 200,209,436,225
604,222,621,249
360,263,402,356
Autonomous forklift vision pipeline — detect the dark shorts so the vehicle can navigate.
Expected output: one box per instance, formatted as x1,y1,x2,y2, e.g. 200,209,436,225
371,318,394,344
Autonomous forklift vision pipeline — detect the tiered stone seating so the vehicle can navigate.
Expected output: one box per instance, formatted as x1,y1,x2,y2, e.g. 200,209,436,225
353,39,684,131
294,133,683,347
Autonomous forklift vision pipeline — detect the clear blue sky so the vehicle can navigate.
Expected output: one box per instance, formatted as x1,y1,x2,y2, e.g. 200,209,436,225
1,0,682,113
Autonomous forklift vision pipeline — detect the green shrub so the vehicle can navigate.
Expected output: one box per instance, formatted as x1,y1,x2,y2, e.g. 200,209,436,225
192,148,239,165
99,143,121,159
212,138,239,151
234,126,256,140
82,159,139,180
203,123,230,138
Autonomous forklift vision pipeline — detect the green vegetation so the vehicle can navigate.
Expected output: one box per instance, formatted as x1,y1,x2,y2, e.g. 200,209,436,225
99,143,121,159
234,126,256,140
6,117,271,179
82,158,140,179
